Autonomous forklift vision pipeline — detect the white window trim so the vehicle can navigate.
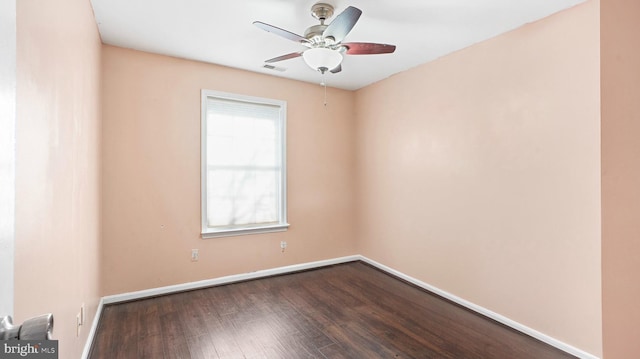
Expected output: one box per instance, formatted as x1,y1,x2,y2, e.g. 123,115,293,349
201,89,289,239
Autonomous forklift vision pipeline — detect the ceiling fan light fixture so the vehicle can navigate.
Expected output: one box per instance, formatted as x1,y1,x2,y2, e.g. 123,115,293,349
302,47,343,74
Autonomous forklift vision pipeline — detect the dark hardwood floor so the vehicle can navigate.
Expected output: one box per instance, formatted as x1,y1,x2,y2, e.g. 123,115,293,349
89,261,576,359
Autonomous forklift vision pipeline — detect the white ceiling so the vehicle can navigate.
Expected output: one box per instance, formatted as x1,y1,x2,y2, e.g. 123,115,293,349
90,0,585,91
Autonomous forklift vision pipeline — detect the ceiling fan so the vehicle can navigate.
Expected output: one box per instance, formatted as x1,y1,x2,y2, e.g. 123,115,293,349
254,2,396,74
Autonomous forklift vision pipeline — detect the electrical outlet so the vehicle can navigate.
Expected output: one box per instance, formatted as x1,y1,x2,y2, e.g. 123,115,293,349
80,303,85,325
280,241,287,252
191,249,199,262
76,314,81,337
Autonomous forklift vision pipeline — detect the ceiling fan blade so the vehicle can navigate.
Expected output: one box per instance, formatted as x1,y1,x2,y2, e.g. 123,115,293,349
342,42,396,55
253,21,308,44
330,64,342,74
323,6,362,43
265,52,303,63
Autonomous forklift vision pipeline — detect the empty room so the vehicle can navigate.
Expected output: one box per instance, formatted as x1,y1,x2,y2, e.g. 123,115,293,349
2,0,639,358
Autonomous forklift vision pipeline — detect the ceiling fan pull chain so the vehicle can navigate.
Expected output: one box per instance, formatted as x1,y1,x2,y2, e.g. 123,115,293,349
322,73,328,107
324,82,327,107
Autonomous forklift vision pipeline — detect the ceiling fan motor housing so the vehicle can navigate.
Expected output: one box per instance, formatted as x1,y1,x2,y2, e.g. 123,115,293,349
304,24,328,41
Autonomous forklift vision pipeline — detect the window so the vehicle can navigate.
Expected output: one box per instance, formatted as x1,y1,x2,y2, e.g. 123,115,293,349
201,90,288,238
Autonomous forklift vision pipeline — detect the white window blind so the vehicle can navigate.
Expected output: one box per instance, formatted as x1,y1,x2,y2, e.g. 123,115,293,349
201,90,288,238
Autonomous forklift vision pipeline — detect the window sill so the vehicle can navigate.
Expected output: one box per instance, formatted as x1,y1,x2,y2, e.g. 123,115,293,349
201,223,290,239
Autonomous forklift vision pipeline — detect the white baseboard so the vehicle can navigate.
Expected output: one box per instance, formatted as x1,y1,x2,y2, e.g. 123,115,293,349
358,256,599,359
83,254,599,359
81,256,359,358
81,297,104,359
101,255,361,304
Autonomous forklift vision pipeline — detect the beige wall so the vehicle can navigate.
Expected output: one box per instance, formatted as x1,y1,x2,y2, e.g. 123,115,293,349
100,46,357,295
16,0,640,357
354,1,601,356
15,0,102,357
601,0,640,357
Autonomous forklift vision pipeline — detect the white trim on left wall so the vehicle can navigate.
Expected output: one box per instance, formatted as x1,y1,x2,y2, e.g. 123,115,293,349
81,255,599,359
0,0,17,319
81,298,104,359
